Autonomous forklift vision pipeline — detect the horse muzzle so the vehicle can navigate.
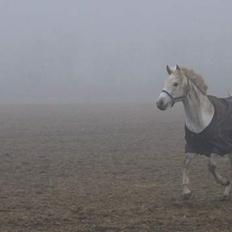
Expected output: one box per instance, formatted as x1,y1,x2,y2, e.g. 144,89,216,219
156,99,169,110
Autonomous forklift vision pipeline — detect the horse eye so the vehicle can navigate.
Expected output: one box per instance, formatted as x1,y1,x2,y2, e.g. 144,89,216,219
173,82,178,87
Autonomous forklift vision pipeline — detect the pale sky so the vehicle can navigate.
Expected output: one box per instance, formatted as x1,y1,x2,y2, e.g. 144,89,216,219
1,0,232,103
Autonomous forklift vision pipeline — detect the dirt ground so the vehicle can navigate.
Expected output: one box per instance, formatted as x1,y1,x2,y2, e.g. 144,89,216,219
0,104,232,232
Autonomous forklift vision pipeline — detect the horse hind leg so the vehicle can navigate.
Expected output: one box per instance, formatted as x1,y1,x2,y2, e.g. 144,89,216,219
223,153,232,199
228,153,232,169
208,153,231,200
223,182,232,200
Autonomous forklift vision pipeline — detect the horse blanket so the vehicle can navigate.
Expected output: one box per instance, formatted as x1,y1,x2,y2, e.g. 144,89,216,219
185,95,232,156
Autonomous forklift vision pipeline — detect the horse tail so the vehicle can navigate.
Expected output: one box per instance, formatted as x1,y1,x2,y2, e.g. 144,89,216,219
226,89,232,97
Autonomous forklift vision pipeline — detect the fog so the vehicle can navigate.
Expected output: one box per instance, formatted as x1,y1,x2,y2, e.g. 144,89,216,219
1,0,232,103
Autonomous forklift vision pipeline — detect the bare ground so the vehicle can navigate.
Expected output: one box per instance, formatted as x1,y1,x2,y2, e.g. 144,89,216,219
0,104,232,232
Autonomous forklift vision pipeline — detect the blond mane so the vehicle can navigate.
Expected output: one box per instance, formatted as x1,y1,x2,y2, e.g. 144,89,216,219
180,67,208,94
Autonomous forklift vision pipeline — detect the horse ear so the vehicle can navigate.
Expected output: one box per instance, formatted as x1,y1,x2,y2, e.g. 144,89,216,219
166,65,172,75
176,64,181,71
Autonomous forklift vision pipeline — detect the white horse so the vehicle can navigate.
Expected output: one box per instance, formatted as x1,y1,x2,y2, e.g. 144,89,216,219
156,65,232,200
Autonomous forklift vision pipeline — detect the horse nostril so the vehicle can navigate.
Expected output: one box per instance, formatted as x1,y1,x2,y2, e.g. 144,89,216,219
156,99,164,108
159,99,164,106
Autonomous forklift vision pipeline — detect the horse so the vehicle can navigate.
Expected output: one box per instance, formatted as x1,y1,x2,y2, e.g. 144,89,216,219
156,65,232,200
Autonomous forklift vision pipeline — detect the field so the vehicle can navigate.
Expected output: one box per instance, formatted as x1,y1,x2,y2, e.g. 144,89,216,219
0,104,232,232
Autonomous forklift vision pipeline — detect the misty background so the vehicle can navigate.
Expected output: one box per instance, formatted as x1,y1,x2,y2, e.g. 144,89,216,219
1,0,232,103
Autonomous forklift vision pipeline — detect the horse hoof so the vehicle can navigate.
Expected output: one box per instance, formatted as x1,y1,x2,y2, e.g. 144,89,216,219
182,192,193,200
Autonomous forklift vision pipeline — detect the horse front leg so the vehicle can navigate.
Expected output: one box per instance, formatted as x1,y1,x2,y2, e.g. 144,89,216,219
182,153,195,199
208,153,231,200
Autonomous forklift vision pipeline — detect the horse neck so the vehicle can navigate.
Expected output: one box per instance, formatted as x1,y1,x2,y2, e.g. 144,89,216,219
182,82,214,133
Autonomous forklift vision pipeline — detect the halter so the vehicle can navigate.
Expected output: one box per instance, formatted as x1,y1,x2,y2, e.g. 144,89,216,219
161,79,190,107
